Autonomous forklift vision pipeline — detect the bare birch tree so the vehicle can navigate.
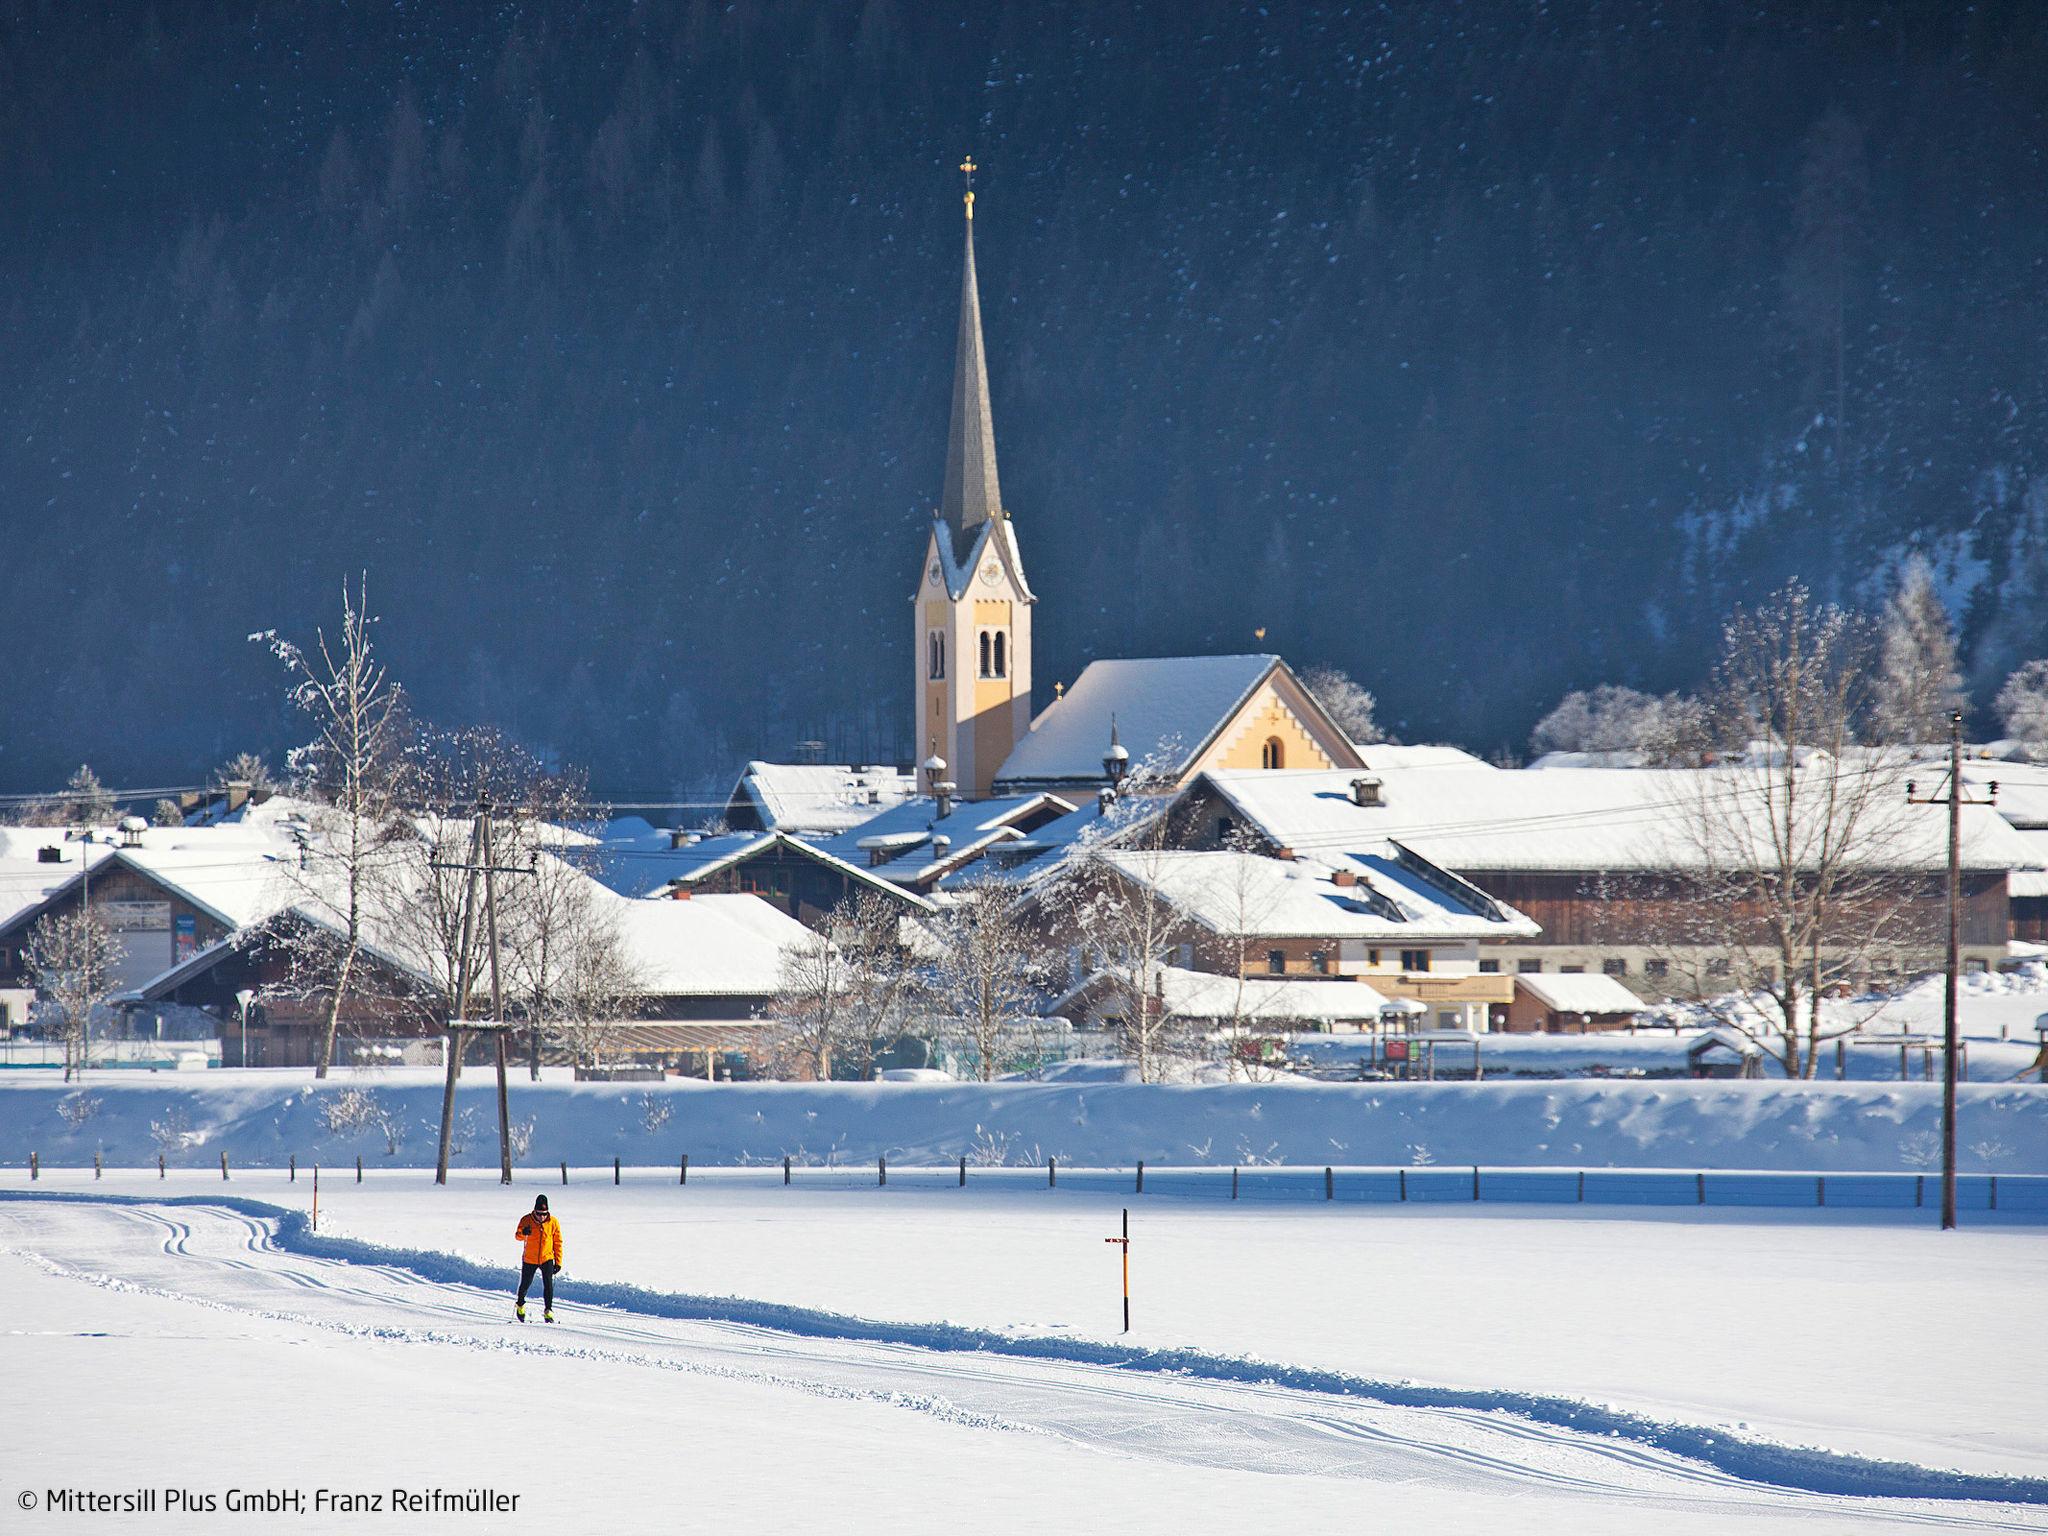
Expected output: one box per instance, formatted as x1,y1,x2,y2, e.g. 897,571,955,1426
24,909,124,1081
504,850,643,1070
764,890,913,1080
1665,582,1935,1076
259,577,408,1077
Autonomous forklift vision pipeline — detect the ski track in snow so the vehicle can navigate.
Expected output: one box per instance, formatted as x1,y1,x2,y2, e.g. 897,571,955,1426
3,1192,2043,1530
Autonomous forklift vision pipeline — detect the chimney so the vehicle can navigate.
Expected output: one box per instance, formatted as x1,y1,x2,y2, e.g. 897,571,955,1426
1331,869,1358,888
670,827,688,850
118,815,146,848
931,834,953,860
934,780,956,821
225,779,252,815
668,884,692,900
36,846,62,864
1350,775,1384,808
1274,847,1296,861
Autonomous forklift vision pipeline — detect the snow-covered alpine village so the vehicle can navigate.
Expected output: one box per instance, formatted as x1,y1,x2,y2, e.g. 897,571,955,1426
4,7,2047,1535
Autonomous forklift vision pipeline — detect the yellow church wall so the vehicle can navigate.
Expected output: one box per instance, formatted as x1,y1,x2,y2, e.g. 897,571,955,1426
1202,680,1343,774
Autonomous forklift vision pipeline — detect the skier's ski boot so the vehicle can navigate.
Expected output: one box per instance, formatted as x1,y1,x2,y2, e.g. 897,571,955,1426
515,1305,527,1322
543,1311,557,1324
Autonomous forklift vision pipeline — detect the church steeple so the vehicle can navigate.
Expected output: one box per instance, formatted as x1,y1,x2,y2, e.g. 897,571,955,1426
941,156,1002,541
915,158,1034,801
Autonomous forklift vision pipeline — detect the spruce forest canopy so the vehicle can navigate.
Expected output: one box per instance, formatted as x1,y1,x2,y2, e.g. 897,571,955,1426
2,1,2045,797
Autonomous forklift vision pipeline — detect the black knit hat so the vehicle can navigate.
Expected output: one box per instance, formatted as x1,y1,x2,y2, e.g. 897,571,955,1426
533,1195,549,1212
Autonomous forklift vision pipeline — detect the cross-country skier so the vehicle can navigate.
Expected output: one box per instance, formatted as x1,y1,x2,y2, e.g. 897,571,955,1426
514,1195,564,1323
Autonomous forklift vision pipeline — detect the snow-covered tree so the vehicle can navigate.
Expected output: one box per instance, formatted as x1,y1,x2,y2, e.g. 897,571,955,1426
1299,665,1384,745
207,750,277,797
24,909,124,1082
260,577,409,1077
1996,660,2048,753
1867,556,1965,745
921,880,1054,1081
1529,684,1703,763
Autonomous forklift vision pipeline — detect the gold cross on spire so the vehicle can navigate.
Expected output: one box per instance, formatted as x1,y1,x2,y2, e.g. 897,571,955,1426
960,155,977,220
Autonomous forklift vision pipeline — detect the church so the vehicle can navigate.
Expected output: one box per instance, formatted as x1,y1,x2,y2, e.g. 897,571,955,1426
913,163,1365,804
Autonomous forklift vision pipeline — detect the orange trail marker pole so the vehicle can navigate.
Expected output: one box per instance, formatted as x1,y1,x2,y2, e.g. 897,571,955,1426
1103,1207,1130,1333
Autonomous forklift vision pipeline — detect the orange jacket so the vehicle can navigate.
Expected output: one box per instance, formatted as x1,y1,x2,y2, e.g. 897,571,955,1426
516,1213,563,1267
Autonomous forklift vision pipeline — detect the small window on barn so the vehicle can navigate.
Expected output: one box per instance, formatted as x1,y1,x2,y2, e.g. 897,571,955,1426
1310,950,1329,975
1602,958,1628,977
1706,957,1732,977
1560,964,1585,974
1517,958,1542,973
1645,959,1669,979
1477,959,1500,974
1260,737,1285,770
1400,949,1431,973
1216,816,1236,842
1266,949,1286,975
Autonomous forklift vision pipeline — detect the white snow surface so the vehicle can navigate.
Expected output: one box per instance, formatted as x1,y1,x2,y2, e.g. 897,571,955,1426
4,1175,2044,1533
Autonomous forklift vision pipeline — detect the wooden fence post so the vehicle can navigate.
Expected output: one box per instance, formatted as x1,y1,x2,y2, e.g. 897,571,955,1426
1696,1171,1705,1205
783,1155,791,1186
680,1153,689,1186
29,1151,37,1181
290,1155,297,1183
94,1151,101,1180
1471,1166,1480,1201
958,1155,966,1187
1576,1170,1585,1202
879,1155,887,1187
1915,1173,1924,1207
1135,1160,1144,1194
1231,1167,1239,1200
1325,1166,1334,1201
1048,1156,1056,1188
158,1153,165,1179
614,1156,621,1186
356,1155,363,1183
1816,1175,1825,1207
560,1161,567,1185
1398,1167,1407,1202
220,1151,229,1181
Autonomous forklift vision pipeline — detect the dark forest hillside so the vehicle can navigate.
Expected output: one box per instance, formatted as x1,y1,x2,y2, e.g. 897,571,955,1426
2,1,2044,796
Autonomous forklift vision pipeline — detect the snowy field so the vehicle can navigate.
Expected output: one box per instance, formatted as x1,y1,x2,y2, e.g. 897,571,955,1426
4,1172,2045,1533
4,1068,2045,1174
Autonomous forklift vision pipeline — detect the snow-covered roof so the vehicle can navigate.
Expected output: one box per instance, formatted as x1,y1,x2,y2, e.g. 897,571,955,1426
1092,848,1539,941
811,793,1075,890
727,761,921,836
1513,972,1644,1015
2009,830,2048,898
1052,963,1388,1024
1947,760,2048,831
995,655,1286,788
1354,744,1495,772
586,826,936,912
1198,765,2042,875
607,892,815,997
0,818,309,938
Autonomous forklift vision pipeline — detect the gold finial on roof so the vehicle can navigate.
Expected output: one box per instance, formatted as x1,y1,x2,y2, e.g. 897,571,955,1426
960,156,977,220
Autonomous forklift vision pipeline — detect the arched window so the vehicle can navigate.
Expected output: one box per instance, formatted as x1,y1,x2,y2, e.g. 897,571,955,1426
1261,737,1285,770
993,631,1007,678
978,631,993,678
928,632,945,680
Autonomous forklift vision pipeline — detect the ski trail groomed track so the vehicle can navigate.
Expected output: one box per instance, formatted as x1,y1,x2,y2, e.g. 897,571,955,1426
3,1191,2043,1529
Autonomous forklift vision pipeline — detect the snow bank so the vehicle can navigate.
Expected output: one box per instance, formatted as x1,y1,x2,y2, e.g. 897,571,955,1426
1,1070,2043,1173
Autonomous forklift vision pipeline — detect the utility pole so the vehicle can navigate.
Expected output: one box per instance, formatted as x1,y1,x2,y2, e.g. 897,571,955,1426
1906,711,1996,1232
431,793,535,1186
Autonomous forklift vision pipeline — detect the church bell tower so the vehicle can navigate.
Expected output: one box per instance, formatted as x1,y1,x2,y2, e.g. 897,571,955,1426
913,159,1035,800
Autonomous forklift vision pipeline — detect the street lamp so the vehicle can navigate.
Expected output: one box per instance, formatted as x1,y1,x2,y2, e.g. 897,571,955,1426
235,988,255,1069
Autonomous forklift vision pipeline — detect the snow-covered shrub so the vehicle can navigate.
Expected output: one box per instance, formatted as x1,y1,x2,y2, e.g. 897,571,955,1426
57,1092,102,1128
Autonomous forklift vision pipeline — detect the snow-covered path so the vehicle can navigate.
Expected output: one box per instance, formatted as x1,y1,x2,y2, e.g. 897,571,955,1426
3,1196,2042,1533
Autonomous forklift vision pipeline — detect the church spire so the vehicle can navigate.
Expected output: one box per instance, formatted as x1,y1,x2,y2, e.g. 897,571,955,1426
940,156,1002,540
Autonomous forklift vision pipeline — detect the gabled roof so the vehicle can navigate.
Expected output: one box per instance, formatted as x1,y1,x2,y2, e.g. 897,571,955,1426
1197,765,2043,876
1514,972,1644,1015
997,654,1360,790
588,827,936,912
725,761,922,836
1092,847,1539,942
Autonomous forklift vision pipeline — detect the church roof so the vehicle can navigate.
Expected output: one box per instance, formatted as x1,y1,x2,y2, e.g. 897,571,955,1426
994,654,1286,789
941,203,1002,549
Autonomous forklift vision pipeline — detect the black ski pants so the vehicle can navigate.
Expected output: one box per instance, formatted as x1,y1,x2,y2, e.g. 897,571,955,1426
517,1261,557,1309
